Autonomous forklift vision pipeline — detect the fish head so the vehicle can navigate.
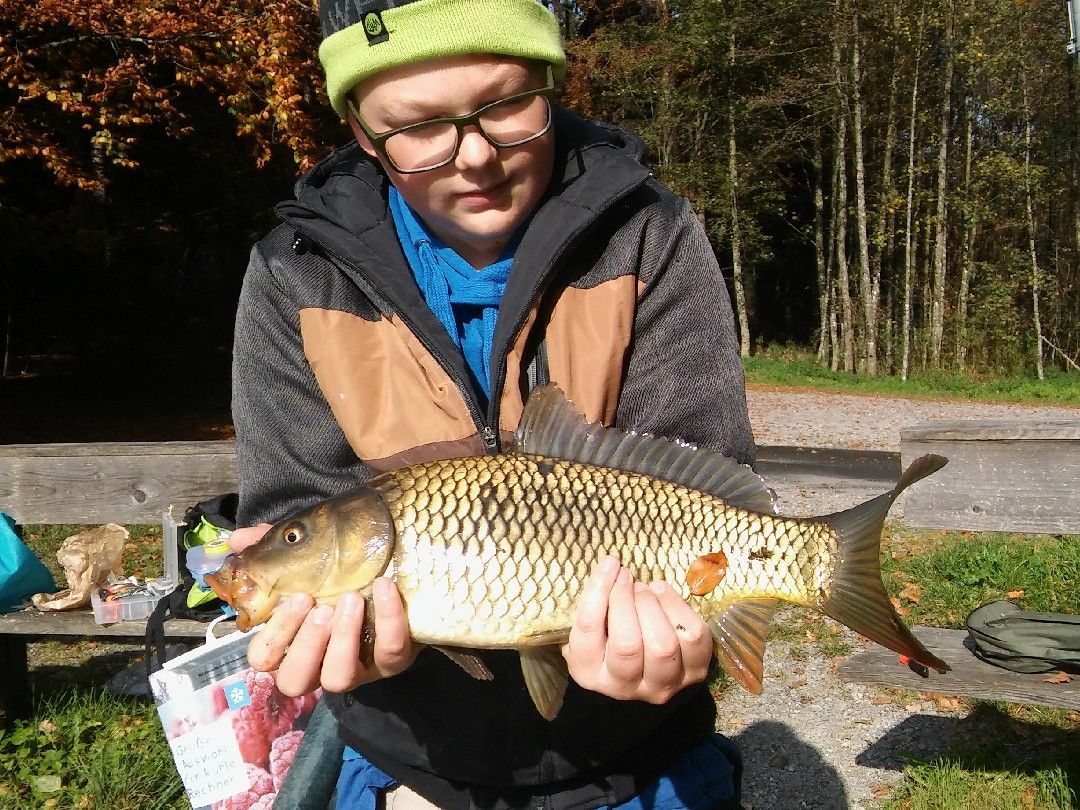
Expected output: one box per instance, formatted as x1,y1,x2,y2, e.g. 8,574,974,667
205,487,395,631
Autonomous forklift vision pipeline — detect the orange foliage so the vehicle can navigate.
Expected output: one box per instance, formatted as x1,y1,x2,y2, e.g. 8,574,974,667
0,0,331,189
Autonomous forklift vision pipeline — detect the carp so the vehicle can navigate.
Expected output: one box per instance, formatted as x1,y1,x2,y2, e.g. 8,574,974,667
207,385,949,719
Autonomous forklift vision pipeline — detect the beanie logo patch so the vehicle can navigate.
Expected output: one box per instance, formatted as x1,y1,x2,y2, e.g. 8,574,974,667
362,10,389,44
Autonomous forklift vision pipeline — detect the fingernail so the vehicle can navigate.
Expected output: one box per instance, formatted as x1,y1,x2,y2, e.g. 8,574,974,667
649,581,668,595
616,568,631,585
340,592,359,617
289,593,309,612
311,604,333,626
600,556,620,575
373,577,394,601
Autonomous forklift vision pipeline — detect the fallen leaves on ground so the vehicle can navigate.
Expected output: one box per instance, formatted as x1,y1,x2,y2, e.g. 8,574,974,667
899,582,923,603
1044,671,1072,684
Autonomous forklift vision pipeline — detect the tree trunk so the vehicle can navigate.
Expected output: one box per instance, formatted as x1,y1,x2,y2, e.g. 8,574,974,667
900,2,925,381
955,95,975,372
874,0,901,331
930,0,955,368
850,3,876,375
727,25,751,358
1021,52,1044,379
814,137,831,365
831,0,855,372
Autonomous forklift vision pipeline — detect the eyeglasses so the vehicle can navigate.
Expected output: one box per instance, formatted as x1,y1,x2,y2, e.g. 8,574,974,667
347,65,555,174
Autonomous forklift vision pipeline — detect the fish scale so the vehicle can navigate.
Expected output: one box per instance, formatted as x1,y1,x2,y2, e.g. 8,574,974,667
368,454,835,648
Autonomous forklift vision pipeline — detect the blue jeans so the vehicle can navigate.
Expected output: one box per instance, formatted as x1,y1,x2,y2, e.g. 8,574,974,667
335,733,741,809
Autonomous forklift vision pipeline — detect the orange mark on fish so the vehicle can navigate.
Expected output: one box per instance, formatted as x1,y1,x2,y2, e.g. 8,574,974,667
686,551,728,596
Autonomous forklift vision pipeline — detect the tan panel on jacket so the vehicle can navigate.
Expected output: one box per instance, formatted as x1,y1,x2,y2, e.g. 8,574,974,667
500,276,641,434
299,309,484,470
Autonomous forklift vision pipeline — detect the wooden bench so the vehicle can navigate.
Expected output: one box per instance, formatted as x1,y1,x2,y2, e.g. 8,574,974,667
900,417,1080,534
0,441,238,723
839,627,1079,710
841,418,1080,708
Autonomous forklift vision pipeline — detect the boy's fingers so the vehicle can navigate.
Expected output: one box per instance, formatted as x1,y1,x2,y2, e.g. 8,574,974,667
565,556,620,671
274,600,335,696
247,592,312,672
320,592,367,692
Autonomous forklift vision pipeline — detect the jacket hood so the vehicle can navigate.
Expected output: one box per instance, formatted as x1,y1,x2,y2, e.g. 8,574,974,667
276,107,649,257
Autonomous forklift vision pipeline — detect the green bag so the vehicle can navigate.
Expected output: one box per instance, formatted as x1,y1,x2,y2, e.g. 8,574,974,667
966,600,1080,674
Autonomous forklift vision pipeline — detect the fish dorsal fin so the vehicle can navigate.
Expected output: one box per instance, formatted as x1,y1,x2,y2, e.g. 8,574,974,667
515,385,776,514
519,646,570,721
708,598,778,694
435,647,494,681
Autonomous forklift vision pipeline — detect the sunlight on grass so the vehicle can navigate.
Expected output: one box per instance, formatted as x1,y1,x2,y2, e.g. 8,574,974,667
743,346,1080,407
0,690,185,809
881,529,1080,628
883,758,1075,810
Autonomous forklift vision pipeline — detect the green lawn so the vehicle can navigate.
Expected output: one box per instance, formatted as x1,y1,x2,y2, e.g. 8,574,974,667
743,348,1080,407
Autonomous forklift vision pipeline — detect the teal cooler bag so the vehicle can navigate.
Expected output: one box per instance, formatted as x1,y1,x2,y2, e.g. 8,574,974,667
0,512,57,612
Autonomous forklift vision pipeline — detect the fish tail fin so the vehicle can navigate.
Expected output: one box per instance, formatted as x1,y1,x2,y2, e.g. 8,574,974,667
819,454,950,674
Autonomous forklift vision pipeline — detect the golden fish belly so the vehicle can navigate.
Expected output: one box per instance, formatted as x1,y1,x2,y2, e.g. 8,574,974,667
367,454,837,647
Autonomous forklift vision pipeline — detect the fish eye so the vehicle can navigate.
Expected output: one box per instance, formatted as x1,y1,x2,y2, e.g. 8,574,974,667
283,526,304,544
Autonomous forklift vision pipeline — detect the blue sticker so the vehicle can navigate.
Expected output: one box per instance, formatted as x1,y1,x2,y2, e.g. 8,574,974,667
226,681,251,710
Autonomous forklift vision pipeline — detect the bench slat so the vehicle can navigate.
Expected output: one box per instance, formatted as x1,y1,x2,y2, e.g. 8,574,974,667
0,608,217,640
0,441,237,524
839,626,1079,710
900,418,1080,534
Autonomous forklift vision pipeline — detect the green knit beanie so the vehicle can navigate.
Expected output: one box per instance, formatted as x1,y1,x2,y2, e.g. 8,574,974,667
318,0,567,119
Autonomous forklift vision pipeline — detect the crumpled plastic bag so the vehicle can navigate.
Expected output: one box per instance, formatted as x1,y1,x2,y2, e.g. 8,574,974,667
32,524,128,611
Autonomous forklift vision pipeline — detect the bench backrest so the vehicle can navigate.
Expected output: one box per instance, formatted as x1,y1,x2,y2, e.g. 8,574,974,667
0,441,237,525
901,418,1080,535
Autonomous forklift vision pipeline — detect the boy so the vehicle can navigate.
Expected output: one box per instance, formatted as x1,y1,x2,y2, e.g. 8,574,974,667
230,0,756,806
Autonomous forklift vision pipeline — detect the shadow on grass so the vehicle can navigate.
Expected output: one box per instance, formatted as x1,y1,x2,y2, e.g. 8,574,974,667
857,703,1079,794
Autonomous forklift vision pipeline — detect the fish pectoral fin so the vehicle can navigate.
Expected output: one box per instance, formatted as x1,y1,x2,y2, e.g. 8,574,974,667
708,598,777,694
519,646,570,721
435,647,494,681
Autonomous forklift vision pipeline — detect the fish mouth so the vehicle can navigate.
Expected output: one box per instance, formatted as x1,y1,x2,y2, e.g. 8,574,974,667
204,556,278,632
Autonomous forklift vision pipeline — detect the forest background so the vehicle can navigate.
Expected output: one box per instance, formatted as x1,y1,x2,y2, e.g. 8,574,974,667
2,0,1078,442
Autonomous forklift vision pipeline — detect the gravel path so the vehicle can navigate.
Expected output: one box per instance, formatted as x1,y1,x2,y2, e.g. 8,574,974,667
746,386,1078,454
726,387,1079,809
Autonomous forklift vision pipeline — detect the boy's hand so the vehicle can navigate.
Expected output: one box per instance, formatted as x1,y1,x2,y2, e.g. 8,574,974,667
246,578,420,696
562,556,713,705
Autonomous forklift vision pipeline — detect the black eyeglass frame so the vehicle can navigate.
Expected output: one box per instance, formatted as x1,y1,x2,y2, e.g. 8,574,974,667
347,65,555,174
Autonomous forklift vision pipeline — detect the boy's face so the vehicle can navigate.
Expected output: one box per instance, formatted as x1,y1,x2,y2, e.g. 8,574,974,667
350,55,555,268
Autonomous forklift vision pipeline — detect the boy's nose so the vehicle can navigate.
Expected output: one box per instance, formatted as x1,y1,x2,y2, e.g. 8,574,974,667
455,125,498,169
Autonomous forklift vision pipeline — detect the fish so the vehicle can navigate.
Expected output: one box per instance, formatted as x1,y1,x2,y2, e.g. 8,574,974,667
206,384,950,720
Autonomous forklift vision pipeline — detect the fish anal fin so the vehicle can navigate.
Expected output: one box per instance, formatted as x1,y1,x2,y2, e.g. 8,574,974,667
708,598,777,694
519,646,570,721
435,647,493,681
687,552,729,596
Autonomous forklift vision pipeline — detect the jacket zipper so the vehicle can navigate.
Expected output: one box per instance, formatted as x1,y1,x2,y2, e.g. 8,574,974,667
288,226,497,453
487,185,644,436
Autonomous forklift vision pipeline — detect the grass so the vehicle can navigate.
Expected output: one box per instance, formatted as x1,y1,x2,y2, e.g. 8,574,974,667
881,527,1080,628
875,527,1080,809
0,690,186,809
743,346,1080,407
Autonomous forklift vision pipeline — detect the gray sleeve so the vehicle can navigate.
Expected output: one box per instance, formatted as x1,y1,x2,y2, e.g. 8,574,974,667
231,243,371,526
615,196,757,468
